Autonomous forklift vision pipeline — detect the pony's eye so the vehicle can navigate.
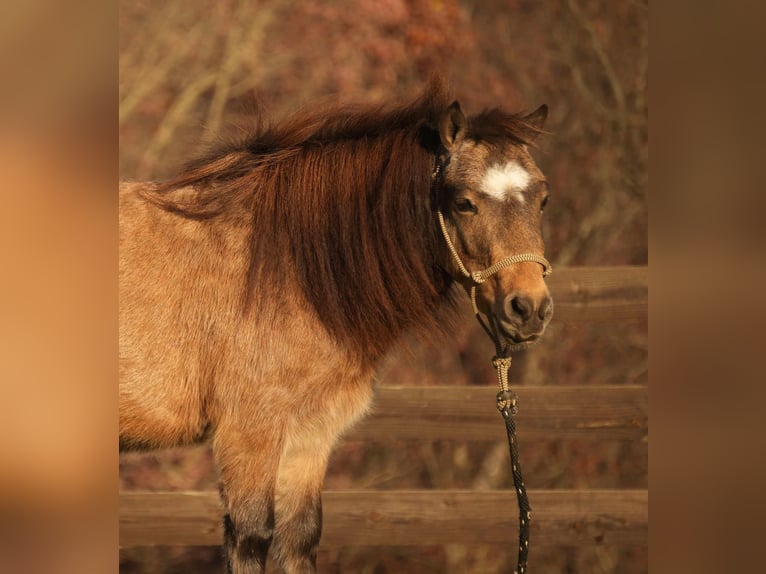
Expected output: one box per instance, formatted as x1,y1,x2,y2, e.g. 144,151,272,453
455,197,478,214
540,195,550,212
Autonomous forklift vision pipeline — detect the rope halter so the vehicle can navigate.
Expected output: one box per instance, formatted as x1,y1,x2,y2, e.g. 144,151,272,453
436,209,551,319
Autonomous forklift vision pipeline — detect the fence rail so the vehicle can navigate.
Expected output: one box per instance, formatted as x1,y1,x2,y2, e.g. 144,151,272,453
545,265,646,323
350,385,647,441
120,489,647,548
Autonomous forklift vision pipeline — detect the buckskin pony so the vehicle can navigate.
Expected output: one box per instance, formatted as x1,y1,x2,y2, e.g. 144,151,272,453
119,79,553,574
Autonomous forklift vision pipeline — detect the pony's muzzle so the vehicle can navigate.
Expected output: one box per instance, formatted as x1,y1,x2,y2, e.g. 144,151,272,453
495,289,553,343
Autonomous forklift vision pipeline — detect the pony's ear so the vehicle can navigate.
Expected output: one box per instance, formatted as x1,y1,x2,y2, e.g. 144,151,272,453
439,101,467,150
523,104,548,131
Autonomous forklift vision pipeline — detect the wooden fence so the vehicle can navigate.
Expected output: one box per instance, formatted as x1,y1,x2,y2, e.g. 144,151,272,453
120,266,648,550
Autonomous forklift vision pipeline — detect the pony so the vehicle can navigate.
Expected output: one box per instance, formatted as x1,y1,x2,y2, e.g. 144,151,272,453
119,79,553,573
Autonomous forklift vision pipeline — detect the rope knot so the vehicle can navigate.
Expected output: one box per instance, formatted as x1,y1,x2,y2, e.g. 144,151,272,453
471,271,485,284
492,356,515,413
492,356,512,370
496,389,519,414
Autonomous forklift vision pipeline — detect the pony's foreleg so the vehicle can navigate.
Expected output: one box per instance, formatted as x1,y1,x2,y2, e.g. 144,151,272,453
271,432,332,574
214,423,285,574
272,374,374,573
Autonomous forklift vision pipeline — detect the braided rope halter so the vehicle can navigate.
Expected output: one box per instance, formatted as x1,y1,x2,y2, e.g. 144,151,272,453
433,160,552,574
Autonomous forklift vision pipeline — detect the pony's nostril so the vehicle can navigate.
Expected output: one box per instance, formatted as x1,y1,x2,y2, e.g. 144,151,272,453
510,296,533,322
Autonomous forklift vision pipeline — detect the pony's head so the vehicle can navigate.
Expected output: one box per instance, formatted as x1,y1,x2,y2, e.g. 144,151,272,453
434,101,553,349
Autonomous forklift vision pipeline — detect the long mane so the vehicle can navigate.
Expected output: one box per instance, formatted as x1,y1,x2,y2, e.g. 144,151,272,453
140,80,464,358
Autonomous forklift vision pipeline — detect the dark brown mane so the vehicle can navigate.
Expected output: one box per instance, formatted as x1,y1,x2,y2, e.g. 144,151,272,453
139,81,459,358
145,79,453,212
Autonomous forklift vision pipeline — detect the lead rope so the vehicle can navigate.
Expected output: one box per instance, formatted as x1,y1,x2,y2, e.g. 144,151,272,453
494,355,532,574
433,160,550,574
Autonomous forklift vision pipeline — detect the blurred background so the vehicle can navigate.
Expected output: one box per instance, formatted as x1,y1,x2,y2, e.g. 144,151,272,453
119,0,647,572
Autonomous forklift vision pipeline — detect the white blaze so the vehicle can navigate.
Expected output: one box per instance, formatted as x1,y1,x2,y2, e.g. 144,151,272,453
481,161,530,202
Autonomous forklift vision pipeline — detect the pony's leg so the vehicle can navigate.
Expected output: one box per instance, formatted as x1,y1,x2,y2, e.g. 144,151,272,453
214,423,285,574
272,379,374,574
271,433,332,574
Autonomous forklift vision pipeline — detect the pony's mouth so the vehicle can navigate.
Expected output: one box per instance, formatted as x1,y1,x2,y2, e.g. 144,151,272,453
495,319,543,350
